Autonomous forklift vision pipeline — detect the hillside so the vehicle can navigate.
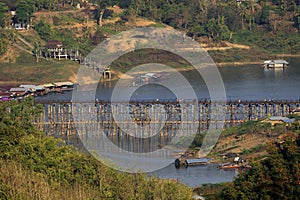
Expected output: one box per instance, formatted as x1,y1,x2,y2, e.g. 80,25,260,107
0,98,193,199
1,0,300,85
207,118,300,163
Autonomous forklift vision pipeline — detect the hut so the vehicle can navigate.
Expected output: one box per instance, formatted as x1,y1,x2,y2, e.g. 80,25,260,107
44,40,68,59
263,60,289,68
292,108,300,116
53,81,74,91
175,157,211,168
262,116,295,126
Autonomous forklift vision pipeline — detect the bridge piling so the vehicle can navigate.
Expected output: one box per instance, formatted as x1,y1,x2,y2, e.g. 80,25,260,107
33,100,299,149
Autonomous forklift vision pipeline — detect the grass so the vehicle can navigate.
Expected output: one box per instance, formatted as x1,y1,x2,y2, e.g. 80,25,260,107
241,144,266,155
222,121,272,136
0,52,79,85
208,48,270,63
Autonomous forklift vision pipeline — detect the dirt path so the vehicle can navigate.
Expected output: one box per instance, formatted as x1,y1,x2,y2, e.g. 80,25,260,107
34,8,86,19
17,35,34,50
12,43,32,55
203,41,250,51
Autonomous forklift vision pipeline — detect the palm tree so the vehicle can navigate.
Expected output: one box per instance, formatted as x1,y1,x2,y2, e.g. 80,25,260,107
238,3,248,30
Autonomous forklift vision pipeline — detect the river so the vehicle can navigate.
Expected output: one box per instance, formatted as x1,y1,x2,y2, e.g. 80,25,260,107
35,57,300,187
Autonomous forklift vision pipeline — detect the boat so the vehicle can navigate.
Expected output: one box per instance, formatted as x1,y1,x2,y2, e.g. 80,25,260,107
219,163,241,169
140,72,170,84
175,157,211,168
263,60,288,68
219,163,251,170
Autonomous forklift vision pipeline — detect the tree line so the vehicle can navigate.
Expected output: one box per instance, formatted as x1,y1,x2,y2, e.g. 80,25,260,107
1,0,300,57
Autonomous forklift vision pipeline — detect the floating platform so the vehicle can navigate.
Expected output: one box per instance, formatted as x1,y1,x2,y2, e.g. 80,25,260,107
219,163,252,170
263,60,289,68
175,157,211,168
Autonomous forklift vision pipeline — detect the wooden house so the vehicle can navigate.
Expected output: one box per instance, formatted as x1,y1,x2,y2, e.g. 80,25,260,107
43,40,81,61
44,40,68,59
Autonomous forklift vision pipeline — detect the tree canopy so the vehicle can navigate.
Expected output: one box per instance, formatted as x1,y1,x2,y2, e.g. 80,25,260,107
220,136,300,199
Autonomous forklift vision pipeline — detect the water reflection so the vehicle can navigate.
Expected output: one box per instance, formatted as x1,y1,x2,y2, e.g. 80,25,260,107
150,164,238,188
36,58,300,102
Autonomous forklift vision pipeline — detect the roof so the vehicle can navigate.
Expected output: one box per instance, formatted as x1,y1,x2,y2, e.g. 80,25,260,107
0,92,9,98
53,81,74,87
264,60,289,64
41,83,55,88
45,40,63,48
268,116,295,123
9,87,27,92
186,158,211,164
19,85,45,91
292,108,300,113
32,86,45,90
19,84,37,89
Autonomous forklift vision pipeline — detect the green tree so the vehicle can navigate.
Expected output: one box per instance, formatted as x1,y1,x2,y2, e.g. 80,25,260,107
0,2,8,28
0,98,193,199
0,29,14,56
16,0,35,26
95,0,117,26
255,5,270,25
35,20,52,40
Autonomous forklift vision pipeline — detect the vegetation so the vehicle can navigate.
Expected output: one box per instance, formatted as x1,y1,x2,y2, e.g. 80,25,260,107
1,0,300,58
0,52,79,83
192,119,300,199
222,121,272,136
219,136,300,199
0,98,192,199
0,29,15,57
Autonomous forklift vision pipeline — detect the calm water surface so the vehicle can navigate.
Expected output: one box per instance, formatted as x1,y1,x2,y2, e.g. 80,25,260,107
150,164,238,188
37,57,300,102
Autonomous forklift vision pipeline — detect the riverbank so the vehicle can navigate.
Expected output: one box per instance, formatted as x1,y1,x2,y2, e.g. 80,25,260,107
0,47,299,88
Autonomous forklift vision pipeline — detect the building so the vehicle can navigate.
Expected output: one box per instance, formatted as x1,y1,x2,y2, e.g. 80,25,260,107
45,40,64,56
262,116,295,126
263,60,289,68
53,81,74,91
43,40,81,61
292,108,300,116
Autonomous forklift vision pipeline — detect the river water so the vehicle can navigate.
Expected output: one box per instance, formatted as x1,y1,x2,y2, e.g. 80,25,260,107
151,164,238,188
36,57,300,187
37,57,300,102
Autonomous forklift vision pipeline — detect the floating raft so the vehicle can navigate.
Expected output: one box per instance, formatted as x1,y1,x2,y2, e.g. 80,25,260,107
175,157,211,168
263,60,289,68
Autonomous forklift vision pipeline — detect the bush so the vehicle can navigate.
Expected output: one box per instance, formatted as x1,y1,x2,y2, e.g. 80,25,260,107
35,20,52,41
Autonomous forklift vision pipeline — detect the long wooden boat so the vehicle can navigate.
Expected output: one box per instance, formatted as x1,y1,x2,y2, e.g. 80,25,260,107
219,163,252,170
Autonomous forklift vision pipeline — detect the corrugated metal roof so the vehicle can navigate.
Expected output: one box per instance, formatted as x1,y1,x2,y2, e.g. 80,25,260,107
53,81,74,87
33,86,45,90
19,85,36,88
186,158,211,164
264,60,289,64
9,88,27,92
268,116,295,123
41,83,55,88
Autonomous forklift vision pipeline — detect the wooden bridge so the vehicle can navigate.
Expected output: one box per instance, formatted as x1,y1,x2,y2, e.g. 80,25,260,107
34,100,299,152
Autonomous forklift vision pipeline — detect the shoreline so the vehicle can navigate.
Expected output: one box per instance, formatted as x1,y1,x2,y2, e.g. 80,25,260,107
0,55,299,87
